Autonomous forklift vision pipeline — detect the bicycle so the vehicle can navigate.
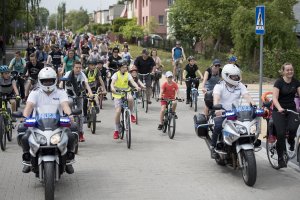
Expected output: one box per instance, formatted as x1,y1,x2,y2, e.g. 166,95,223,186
174,59,183,85
264,109,300,169
152,70,161,99
138,73,151,113
106,68,118,100
186,77,200,112
157,97,183,139
0,94,16,151
115,88,136,149
86,93,101,134
132,90,139,125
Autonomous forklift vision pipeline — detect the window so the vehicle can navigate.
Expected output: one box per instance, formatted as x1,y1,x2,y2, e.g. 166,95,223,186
143,0,144,7
143,17,145,25
158,15,164,25
168,0,174,6
146,0,148,6
135,0,137,8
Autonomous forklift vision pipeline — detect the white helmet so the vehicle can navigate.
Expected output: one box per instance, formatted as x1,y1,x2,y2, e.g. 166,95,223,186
38,67,57,92
221,64,241,86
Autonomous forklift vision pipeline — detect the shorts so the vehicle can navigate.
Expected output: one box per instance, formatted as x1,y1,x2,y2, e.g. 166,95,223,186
114,98,123,108
161,100,168,106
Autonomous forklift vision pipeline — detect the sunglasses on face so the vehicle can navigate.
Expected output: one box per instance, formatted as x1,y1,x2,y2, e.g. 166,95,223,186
214,65,220,67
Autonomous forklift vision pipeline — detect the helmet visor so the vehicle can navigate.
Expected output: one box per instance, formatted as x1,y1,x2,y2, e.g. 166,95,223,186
40,78,56,86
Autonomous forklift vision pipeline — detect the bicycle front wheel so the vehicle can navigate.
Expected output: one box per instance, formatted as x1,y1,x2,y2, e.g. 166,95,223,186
91,107,97,134
134,99,138,125
141,91,145,108
194,92,198,112
98,94,103,109
125,110,131,149
0,116,6,151
168,114,176,139
266,138,280,170
7,108,13,141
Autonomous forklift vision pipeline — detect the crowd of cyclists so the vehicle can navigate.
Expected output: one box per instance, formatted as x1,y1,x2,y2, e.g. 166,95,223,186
0,30,299,175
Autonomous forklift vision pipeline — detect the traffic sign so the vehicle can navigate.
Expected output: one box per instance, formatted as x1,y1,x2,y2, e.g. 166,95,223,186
255,5,265,35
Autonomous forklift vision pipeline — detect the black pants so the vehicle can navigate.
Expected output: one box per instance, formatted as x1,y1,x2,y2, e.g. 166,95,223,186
272,111,298,159
185,80,199,100
17,77,25,99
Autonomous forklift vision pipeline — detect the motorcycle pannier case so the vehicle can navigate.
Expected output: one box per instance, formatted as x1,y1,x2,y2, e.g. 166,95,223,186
204,91,213,109
193,113,208,138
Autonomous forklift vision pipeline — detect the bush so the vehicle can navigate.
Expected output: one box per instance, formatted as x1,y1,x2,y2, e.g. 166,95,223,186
264,48,300,78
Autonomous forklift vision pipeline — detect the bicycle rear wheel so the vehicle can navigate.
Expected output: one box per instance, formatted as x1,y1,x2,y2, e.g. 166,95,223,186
190,93,193,108
194,92,198,112
141,91,145,108
162,114,168,133
168,114,176,139
0,116,6,151
91,107,97,134
266,138,280,170
125,110,131,149
134,98,138,125
119,112,125,139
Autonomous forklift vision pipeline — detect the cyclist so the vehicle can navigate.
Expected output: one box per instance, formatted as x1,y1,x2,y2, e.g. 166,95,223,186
133,48,156,104
272,62,300,168
35,45,48,64
171,41,186,77
157,71,179,130
129,66,145,88
121,47,132,66
25,41,36,61
99,38,108,56
183,56,203,104
228,55,240,68
83,60,107,121
88,47,101,63
47,44,64,74
9,51,26,101
201,59,222,116
21,67,76,174
0,65,21,113
24,53,44,99
107,47,122,74
80,40,90,66
59,60,94,142
211,64,256,158
61,49,80,74
111,60,140,139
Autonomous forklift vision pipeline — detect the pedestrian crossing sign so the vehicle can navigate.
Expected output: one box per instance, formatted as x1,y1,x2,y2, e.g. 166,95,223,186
255,5,265,35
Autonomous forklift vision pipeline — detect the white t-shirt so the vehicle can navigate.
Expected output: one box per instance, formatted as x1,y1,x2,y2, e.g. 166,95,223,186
111,72,133,81
213,81,248,110
27,88,69,115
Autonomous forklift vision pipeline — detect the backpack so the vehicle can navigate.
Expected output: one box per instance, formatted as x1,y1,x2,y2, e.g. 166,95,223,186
13,58,25,67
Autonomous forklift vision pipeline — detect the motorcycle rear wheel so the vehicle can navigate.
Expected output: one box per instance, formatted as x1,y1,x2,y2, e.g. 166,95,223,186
240,150,257,187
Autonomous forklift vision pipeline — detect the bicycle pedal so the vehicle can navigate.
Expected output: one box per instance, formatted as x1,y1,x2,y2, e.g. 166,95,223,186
96,120,101,123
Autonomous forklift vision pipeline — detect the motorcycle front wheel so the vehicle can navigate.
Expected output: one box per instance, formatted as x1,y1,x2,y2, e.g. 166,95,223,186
44,161,55,200
240,149,257,187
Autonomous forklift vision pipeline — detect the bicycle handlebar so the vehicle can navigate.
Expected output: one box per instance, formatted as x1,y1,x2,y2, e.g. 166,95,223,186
156,97,184,102
285,109,299,115
138,73,151,76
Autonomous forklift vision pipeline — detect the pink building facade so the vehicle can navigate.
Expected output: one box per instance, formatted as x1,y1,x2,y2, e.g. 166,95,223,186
133,0,168,37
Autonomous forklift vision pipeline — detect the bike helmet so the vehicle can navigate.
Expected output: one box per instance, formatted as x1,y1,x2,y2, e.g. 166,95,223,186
0,65,10,73
165,71,173,78
118,59,129,67
228,56,237,62
221,64,241,86
129,66,138,72
187,56,195,62
38,67,57,92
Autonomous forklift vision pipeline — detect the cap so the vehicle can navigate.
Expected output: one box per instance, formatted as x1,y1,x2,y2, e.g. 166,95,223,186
93,47,98,51
228,56,237,62
142,48,149,55
213,59,221,66
165,71,173,78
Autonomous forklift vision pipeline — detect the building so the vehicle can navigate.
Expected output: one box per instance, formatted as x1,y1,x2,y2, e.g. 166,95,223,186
109,4,125,23
94,10,101,24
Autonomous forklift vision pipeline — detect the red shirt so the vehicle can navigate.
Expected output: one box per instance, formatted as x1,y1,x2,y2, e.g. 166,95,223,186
161,81,178,99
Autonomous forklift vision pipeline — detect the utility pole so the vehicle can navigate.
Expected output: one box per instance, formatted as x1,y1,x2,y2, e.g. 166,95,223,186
2,0,7,64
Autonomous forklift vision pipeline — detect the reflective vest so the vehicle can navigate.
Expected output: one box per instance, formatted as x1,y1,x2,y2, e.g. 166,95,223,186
87,69,97,83
112,71,129,99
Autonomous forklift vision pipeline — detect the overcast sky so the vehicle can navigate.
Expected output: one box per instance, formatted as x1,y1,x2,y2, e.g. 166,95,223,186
40,0,118,14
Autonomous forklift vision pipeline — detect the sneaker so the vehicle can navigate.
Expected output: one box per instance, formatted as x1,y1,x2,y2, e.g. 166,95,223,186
157,124,163,130
79,132,85,142
103,96,108,100
186,100,190,104
278,158,287,168
22,165,31,173
113,131,119,139
268,135,277,143
65,164,74,174
131,115,136,123
210,146,217,159
174,114,178,119
148,100,152,104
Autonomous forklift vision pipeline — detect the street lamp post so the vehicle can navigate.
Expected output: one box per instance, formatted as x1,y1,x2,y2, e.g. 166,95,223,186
27,0,29,44
2,0,7,64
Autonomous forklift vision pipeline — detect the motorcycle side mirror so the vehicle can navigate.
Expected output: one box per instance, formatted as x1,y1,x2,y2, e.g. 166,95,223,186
60,77,70,81
12,111,23,118
71,108,82,115
212,104,223,110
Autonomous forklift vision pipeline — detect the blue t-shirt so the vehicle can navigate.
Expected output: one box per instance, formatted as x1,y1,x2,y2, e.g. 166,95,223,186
173,47,183,60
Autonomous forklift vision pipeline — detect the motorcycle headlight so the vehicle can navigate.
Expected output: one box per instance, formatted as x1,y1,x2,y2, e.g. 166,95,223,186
34,132,47,145
236,124,247,135
250,124,257,135
50,133,61,145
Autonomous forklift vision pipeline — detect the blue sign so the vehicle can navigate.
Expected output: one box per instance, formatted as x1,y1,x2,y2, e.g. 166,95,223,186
255,5,265,35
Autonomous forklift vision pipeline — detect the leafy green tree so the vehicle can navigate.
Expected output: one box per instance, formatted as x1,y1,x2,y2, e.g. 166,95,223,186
112,18,131,32
48,13,57,30
64,7,89,32
38,7,49,29
120,18,144,41
143,16,158,35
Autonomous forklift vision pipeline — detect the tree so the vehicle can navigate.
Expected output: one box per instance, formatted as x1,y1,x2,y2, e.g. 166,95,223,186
38,7,49,29
120,18,144,41
48,13,57,30
143,16,158,35
64,7,89,32
112,17,131,32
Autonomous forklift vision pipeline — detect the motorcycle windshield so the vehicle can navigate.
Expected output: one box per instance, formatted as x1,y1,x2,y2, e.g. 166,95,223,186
35,105,60,131
234,106,254,122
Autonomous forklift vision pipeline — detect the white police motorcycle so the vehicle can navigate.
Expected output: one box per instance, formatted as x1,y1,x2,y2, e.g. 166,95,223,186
14,105,80,200
194,104,264,186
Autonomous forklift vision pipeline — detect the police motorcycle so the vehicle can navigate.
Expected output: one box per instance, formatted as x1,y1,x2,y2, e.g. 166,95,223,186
13,105,81,200
194,101,264,187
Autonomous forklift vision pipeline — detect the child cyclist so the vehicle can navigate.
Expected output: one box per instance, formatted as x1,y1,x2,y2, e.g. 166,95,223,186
83,60,107,121
129,66,145,88
0,65,21,113
157,71,180,130
111,60,141,139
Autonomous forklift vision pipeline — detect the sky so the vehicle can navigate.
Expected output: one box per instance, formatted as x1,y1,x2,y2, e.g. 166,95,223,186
40,0,118,14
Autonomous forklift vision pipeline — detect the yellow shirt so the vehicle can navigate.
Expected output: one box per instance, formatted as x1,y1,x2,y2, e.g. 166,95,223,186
112,71,129,99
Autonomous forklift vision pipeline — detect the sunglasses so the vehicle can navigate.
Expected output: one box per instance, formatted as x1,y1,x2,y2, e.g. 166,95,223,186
214,65,221,67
